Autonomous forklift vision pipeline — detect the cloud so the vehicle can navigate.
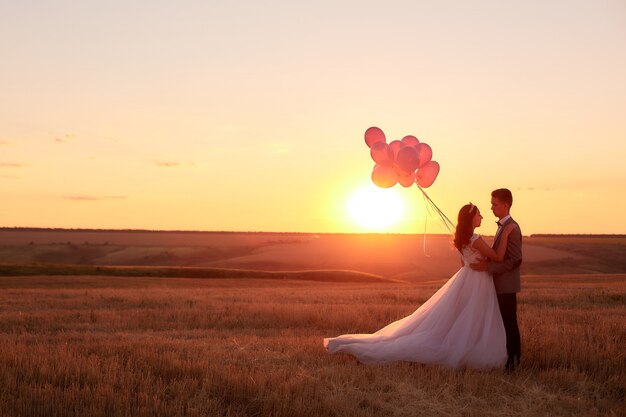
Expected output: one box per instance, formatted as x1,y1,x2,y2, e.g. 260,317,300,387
0,162,23,168
0,175,19,180
155,161,182,167
53,133,76,144
64,195,128,201
154,161,196,168
516,186,554,192
0,141,10,146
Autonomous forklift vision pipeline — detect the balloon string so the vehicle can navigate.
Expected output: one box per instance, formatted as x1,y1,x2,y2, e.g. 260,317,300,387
415,184,456,233
422,200,430,257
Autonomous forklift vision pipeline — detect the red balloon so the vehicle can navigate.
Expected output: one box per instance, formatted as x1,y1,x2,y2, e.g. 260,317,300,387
401,135,420,147
396,146,420,173
370,142,393,165
388,140,406,160
371,164,398,188
364,127,386,148
398,170,415,188
417,143,433,168
415,161,440,188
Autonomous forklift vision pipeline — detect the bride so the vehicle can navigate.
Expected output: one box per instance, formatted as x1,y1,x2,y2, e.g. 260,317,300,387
323,203,516,369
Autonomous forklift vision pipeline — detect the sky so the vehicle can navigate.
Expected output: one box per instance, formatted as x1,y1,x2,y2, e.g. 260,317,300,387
1,1,625,235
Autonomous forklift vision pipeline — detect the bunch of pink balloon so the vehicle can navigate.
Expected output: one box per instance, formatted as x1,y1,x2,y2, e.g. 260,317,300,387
365,126,440,189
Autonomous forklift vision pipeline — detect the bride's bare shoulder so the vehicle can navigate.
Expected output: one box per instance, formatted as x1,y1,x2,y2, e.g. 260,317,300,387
470,234,489,250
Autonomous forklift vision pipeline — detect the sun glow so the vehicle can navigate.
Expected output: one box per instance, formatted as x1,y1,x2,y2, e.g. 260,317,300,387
346,184,407,231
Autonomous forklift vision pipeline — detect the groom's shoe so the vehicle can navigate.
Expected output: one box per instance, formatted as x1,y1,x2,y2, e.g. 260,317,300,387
505,356,520,372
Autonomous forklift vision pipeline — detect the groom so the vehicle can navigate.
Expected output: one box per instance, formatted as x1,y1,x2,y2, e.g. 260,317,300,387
472,188,522,370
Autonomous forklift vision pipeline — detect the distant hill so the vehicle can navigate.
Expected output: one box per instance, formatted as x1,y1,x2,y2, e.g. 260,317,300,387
1,227,624,238
0,229,625,279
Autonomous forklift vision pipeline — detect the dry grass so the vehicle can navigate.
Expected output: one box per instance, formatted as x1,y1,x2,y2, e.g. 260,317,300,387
0,274,624,417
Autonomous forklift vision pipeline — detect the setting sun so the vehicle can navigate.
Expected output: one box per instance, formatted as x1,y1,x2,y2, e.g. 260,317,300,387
346,184,406,231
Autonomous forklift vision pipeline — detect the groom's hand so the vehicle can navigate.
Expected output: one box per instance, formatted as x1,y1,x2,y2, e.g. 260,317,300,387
470,260,488,272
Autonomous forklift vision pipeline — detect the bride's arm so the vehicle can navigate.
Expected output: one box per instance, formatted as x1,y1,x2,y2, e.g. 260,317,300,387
471,224,516,262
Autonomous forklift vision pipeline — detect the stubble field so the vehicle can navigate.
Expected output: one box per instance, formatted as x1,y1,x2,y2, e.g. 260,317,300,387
1,273,624,417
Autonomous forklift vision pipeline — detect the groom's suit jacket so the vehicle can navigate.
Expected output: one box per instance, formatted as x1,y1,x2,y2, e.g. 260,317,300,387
488,217,522,294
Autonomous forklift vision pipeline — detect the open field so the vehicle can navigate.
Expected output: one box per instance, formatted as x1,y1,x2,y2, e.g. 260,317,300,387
1,274,624,417
1,230,624,416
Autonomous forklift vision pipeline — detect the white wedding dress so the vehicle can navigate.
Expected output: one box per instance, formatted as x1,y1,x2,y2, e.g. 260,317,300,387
323,234,507,369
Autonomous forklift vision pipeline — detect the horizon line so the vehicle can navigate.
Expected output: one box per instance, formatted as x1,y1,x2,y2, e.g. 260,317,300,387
0,226,624,238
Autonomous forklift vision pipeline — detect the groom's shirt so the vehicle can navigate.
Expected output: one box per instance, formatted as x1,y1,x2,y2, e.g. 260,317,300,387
494,214,511,242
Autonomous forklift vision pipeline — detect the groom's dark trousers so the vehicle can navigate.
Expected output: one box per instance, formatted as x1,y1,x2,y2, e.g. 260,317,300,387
490,217,523,369
497,293,521,367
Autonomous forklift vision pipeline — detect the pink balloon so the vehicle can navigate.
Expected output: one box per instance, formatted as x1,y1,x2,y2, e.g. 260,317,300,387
396,146,420,173
388,140,406,160
364,127,386,148
415,161,440,188
417,143,433,168
398,171,415,188
371,164,398,188
401,135,420,147
370,142,393,165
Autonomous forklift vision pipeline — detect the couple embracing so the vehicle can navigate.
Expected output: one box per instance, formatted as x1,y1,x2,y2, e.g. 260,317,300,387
324,188,522,371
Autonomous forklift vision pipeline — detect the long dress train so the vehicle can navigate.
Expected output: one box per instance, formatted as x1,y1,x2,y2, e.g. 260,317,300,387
323,234,507,369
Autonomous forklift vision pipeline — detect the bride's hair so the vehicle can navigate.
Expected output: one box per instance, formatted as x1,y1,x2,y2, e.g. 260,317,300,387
454,203,477,252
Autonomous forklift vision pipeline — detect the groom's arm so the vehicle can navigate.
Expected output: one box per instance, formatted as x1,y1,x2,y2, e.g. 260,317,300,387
487,226,522,275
